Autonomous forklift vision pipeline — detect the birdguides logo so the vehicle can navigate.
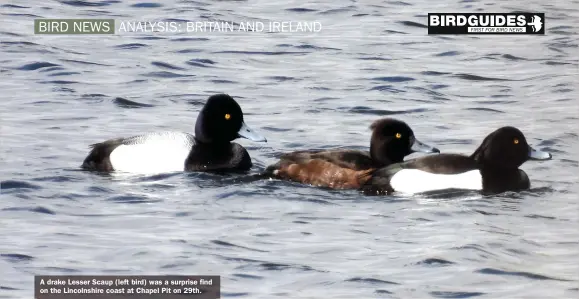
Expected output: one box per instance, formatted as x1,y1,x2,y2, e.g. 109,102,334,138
428,13,545,34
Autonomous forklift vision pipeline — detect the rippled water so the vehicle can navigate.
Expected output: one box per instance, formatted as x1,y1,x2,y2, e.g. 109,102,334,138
1,1,578,298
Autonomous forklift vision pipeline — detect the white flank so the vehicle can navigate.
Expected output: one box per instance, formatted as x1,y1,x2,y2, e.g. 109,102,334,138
389,169,483,194
109,132,194,174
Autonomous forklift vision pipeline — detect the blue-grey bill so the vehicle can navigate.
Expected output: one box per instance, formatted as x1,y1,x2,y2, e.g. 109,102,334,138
411,139,440,154
528,146,551,160
238,122,267,142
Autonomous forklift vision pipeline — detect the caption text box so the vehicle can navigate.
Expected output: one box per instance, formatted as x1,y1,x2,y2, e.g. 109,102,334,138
35,275,220,299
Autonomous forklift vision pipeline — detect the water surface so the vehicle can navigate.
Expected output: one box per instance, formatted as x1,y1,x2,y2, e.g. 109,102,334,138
1,1,578,298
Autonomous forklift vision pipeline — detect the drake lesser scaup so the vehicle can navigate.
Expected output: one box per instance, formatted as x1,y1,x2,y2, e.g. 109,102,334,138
360,126,552,195
81,94,267,174
262,118,440,189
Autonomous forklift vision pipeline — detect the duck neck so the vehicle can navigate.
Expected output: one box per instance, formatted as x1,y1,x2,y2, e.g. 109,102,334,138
370,143,398,167
194,137,230,147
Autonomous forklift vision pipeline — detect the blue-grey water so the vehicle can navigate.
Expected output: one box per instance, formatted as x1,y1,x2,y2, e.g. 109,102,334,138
1,1,578,298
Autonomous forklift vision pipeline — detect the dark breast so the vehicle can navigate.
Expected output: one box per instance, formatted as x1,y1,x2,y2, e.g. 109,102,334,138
264,150,377,189
185,142,252,172
481,168,530,195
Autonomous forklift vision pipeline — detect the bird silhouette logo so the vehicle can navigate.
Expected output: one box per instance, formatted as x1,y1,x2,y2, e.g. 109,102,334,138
528,15,542,32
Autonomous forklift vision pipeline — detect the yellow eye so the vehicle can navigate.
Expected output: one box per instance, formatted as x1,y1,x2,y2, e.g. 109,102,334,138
225,113,231,120
395,133,402,139
514,138,519,144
